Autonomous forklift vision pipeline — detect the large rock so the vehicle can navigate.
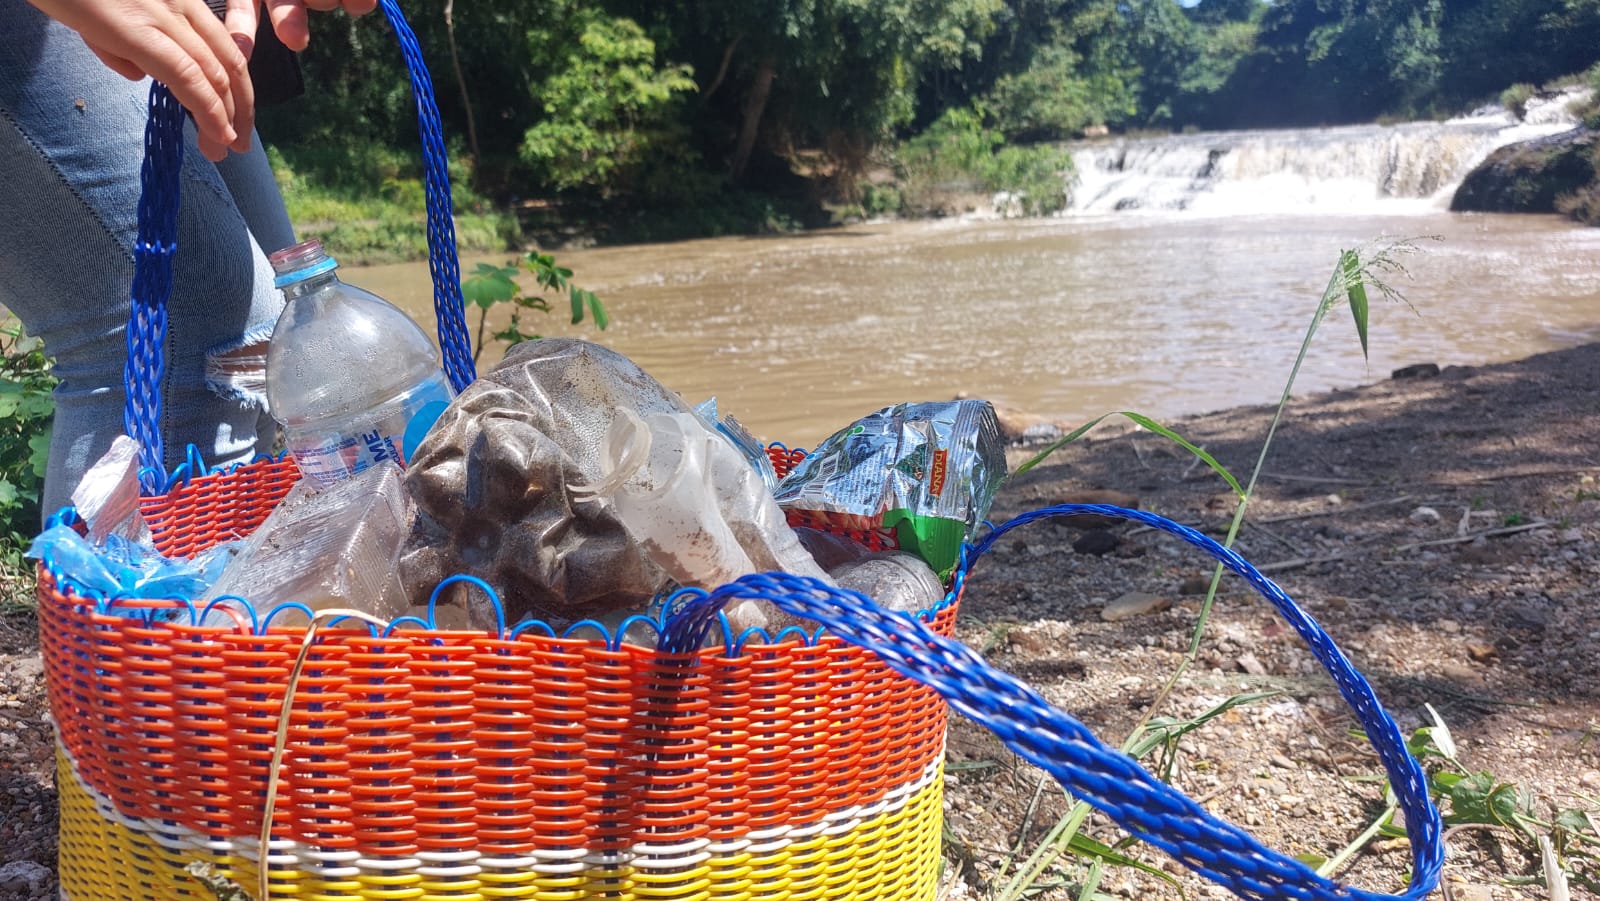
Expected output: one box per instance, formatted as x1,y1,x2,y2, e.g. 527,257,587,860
1451,128,1597,213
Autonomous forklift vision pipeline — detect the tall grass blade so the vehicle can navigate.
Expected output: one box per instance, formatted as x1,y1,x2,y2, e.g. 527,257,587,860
1012,411,1243,497
1342,249,1370,359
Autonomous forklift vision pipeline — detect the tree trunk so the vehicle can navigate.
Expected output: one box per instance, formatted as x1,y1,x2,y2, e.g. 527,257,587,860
730,55,776,184
443,0,482,167
702,37,741,103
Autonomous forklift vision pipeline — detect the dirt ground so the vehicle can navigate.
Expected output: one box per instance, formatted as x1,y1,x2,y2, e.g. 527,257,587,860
2,342,1598,900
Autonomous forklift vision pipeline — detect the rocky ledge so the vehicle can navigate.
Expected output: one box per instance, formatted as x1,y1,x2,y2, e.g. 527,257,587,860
1451,126,1598,214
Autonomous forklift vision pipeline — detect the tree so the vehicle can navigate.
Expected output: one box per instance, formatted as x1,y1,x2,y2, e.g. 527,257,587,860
519,10,698,197
620,0,1001,188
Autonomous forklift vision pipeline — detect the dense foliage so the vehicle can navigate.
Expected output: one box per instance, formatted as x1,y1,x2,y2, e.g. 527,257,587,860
258,0,1600,238
0,320,54,568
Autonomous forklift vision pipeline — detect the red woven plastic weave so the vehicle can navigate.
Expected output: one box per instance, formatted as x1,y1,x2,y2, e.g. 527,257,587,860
41,453,958,901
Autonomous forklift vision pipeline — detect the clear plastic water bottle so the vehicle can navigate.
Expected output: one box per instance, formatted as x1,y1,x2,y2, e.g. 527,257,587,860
265,239,455,487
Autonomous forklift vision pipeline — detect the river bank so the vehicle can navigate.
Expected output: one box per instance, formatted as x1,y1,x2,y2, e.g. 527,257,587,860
1,342,1598,898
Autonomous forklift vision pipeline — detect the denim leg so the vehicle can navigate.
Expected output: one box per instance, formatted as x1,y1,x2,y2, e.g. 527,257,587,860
0,0,292,519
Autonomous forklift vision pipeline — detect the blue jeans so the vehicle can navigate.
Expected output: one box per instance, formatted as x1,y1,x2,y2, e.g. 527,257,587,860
0,0,295,519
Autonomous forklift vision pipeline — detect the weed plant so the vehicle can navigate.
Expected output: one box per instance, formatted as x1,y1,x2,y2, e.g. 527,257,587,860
0,317,54,593
968,239,1588,899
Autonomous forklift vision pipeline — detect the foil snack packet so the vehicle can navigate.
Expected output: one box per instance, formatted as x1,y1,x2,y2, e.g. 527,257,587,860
773,399,1007,579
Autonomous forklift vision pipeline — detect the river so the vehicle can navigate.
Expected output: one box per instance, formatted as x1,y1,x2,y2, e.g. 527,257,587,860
348,210,1600,450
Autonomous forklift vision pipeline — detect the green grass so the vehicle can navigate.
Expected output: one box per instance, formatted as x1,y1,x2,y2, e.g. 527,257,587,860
268,144,521,265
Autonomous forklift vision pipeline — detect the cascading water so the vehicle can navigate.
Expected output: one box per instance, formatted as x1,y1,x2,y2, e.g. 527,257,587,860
1065,92,1588,215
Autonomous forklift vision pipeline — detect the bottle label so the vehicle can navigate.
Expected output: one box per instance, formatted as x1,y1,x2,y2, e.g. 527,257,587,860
289,378,454,487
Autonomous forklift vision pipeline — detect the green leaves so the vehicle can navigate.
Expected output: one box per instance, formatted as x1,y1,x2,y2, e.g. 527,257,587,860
0,320,55,552
459,252,608,364
1341,249,1370,360
1435,771,1528,832
461,263,520,310
519,10,698,197
1012,410,1243,498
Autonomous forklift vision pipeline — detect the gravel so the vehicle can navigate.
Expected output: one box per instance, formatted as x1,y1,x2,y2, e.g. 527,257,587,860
4,342,1599,901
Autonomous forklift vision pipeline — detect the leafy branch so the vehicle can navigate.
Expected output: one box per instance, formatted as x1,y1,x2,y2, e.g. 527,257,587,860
460,250,609,363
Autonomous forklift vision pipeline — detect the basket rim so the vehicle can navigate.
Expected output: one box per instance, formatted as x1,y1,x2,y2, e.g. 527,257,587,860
37,445,968,653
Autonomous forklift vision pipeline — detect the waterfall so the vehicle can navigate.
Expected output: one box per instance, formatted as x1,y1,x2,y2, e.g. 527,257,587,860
1065,93,1587,216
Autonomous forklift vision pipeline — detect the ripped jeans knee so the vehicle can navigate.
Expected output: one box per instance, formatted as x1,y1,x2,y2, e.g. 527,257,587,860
204,330,272,411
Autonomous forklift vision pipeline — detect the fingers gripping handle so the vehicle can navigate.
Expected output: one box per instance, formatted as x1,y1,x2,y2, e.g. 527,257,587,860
123,2,476,488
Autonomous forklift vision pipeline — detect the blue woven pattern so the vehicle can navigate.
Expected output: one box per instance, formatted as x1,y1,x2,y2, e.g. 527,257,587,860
122,2,478,484
123,84,185,491
663,504,1444,901
377,0,475,392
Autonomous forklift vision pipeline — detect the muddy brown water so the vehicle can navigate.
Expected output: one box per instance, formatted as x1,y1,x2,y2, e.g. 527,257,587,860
346,212,1600,450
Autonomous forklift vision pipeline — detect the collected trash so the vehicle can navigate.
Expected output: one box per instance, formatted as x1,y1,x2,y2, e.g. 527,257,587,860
53,333,984,640
572,407,835,635
28,526,235,603
774,400,1007,579
796,527,945,613
831,552,947,613
265,239,455,487
694,397,780,491
27,437,230,604
69,435,151,545
399,338,705,631
202,462,411,624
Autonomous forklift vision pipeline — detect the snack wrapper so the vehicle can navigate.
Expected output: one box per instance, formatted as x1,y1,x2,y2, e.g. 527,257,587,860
773,400,1006,579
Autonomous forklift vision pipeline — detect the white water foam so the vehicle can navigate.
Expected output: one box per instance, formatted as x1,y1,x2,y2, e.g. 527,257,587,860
1064,91,1589,217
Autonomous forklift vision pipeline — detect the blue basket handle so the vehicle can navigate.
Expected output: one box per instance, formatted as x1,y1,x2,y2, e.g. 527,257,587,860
664,504,1444,901
123,0,476,487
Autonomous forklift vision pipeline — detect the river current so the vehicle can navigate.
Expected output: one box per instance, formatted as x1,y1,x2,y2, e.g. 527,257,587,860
350,210,1600,449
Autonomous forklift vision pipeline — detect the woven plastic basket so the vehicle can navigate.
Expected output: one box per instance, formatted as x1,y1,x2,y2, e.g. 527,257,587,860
36,4,1446,900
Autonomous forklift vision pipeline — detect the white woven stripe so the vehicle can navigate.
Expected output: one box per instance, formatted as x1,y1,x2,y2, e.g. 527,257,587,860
57,737,945,878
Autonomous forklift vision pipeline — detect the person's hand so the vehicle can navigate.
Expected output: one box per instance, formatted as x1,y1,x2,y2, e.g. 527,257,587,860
26,0,261,160
26,1,381,162
262,0,379,54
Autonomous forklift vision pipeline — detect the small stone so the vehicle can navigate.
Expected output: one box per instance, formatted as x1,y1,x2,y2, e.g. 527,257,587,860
1438,619,1460,634
1073,530,1120,556
1466,643,1497,663
1560,528,1584,543
1236,652,1268,676
1270,753,1295,770
1278,794,1303,806
1449,885,1494,901
1007,627,1052,656
1409,506,1441,524
1325,494,1343,506
1101,591,1170,622
0,861,51,892
1579,770,1600,789
1391,362,1440,379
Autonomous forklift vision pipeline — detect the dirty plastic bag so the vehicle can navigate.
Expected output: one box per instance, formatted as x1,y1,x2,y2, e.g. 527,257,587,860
572,407,835,636
399,338,697,630
28,526,237,603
